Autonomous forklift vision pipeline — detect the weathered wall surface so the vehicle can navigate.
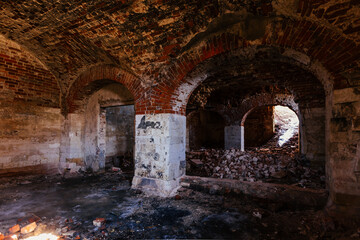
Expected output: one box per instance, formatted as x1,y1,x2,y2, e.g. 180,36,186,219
0,104,62,171
186,110,224,150
106,105,135,157
329,87,360,207
244,106,274,147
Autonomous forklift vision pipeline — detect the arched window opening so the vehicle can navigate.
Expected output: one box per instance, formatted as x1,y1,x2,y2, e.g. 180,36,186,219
82,83,135,175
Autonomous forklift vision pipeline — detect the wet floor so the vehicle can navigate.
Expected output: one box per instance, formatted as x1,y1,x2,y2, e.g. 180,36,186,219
0,172,359,239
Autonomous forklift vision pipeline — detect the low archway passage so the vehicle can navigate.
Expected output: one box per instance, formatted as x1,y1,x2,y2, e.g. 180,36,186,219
104,105,135,173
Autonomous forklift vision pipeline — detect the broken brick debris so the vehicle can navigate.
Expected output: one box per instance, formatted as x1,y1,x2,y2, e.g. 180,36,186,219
8,225,20,234
186,135,325,189
21,222,37,234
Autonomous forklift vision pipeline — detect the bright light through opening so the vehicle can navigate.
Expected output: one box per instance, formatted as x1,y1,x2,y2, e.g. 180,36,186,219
22,233,59,240
274,106,299,147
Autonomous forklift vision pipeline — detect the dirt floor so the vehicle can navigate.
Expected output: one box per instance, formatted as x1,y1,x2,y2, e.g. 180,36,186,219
0,172,359,240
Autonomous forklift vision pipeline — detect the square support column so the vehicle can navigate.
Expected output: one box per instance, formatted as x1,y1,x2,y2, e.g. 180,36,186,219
224,125,244,151
132,114,186,197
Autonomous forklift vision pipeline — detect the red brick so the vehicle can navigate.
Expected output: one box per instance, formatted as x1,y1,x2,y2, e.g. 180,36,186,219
20,222,37,234
8,225,20,234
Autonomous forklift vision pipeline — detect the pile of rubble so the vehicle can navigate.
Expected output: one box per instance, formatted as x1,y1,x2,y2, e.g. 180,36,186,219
186,145,325,189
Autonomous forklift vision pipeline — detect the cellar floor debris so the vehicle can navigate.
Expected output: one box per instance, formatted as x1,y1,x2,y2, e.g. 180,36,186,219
0,172,359,240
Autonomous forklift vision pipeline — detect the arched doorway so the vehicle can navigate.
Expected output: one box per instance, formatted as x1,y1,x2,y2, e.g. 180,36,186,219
84,83,135,173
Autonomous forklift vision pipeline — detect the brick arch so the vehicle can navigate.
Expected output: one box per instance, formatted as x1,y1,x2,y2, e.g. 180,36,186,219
212,93,298,126
64,64,144,115
240,94,299,126
151,19,358,115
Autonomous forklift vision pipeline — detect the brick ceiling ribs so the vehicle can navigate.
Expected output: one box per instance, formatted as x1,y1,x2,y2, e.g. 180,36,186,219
0,0,359,105
186,47,326,110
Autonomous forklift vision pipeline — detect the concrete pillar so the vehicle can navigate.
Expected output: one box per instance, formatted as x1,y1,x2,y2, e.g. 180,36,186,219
132,114,186,197
224,125,244,151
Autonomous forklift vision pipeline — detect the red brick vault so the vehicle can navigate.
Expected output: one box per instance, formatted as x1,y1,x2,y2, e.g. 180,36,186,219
152,22,358,115
65,64,145,115
0,0,359,212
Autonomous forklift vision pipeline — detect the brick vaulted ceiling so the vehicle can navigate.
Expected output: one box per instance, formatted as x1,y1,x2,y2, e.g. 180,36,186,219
0,0,359,99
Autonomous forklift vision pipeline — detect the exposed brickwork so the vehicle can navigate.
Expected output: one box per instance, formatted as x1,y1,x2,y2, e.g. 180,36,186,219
0,0,358,99
152,16,359,113
0,36,59,108
0,0,359,210
206,93,298,126
66,64,144,114
155,44,327,115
